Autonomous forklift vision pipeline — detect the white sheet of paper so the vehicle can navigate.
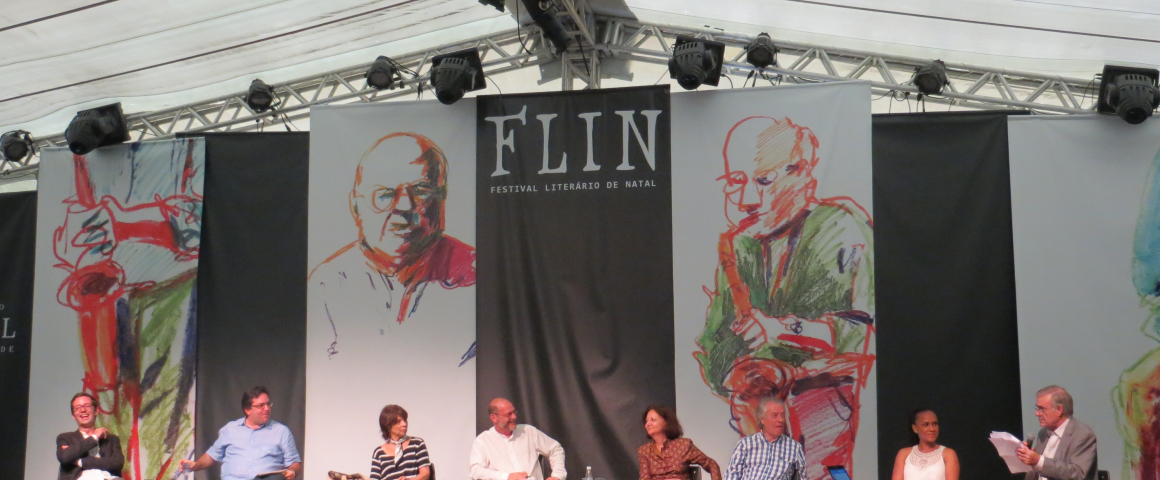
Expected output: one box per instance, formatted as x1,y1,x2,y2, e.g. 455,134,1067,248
990,431,1034,473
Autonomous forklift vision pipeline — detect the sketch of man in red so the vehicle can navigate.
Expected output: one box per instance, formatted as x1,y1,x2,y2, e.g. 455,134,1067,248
695,117,875,479
310,132,476,358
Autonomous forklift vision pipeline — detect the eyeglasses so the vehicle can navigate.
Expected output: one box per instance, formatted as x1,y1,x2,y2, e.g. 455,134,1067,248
493,410,516,418
249,402,272,410
73,404,96,412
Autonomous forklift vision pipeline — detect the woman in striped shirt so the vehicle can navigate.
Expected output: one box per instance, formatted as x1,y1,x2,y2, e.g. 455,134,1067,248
371,405,432,480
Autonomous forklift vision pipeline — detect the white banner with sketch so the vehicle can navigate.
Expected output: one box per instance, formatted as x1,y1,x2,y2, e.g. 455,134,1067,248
671,82,877,480
1008,115,1160,480
305,100,478,480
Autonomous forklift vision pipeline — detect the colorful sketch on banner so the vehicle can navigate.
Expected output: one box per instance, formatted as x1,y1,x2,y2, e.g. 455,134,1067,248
309,132,476,358
694,117,875,480
1115,146,1160,480
52,140,204,480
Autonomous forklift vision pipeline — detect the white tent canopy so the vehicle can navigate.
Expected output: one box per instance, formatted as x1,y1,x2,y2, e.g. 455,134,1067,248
1,0,1158,135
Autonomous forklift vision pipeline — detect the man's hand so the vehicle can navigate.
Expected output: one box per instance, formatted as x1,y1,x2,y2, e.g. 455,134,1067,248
547,476,561,480
1016,444,1040,466
179,459,195,472
284,469,297,480
508,472,529,480
93,428,109,439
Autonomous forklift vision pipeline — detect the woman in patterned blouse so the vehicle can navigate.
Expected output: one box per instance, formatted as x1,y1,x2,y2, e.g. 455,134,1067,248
371,405,432,480
637,405,722,480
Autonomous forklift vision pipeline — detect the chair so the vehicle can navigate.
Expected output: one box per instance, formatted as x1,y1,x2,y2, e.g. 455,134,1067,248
688,464,702,480
537,455,551,480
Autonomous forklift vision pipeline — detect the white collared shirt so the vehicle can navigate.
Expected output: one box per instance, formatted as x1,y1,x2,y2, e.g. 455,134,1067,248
1036,418,1070,479
469,425,566,480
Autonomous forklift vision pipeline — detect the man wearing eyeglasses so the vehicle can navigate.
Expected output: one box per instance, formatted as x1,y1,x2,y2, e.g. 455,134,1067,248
470,398,566,480
1015,385,1097,480
179,386,302,480
57,393,125,480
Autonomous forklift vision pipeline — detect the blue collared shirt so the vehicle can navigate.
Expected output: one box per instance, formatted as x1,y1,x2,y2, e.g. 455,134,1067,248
725,433,807,480
207,418,301,480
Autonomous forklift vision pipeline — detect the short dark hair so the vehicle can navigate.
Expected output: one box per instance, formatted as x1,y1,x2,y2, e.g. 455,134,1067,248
241,386,271,413
70,393,97,413
642,405,683,440
379,405,409,441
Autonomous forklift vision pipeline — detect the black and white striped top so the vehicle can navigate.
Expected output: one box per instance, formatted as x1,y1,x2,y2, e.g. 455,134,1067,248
370,437,431,480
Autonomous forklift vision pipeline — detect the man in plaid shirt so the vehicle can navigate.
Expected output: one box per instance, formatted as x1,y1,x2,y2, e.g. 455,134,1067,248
725,397,807,480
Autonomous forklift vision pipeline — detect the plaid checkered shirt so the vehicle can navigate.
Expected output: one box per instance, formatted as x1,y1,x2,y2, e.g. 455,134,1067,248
724,433,807,480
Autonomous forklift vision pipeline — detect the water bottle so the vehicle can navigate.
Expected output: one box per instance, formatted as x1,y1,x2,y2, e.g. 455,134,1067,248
584,466,592,480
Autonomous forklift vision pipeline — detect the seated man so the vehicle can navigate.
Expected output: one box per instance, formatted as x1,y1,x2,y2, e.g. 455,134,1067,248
57,393,125,480
470,398,565,480
725,397,806,480
180,387,302,480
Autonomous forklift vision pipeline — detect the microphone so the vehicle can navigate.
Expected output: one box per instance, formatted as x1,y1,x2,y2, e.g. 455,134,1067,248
1025,434,1036,450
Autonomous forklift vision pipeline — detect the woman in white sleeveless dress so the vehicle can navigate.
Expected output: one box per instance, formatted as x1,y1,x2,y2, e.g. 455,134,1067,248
891,408,959,480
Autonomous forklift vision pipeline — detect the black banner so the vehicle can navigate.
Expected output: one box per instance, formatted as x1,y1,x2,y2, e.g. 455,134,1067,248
190,133,309,480
476,86,674,480
872,111,1025,480
0,191,37,480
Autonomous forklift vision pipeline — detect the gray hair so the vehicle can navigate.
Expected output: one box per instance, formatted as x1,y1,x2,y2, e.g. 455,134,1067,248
756,396,786,420
1036,385,1073,417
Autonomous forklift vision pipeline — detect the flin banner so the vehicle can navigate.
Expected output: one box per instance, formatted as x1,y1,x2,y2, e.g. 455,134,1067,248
1009,116,1160,480
26,139,205,480
475,86,675,480
671,82,877,479
1,191,37,480
306,100,478,480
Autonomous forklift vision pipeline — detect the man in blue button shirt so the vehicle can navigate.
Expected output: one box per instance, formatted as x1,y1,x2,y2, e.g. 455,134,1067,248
725,397,807,480
180,386,302,480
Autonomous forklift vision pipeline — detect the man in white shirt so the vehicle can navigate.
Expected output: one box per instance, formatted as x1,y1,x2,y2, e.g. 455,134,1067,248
1016,385,1097,480
470,398,566,480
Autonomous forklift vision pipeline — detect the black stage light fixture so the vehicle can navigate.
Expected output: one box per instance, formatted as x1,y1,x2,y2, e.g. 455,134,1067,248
1,130,34,164
478,0,505,11
1097,65,1160,125
366,56,399,90
745,33,779,69
429,48,486,105
245,79,277,113
913,60,949,96
668,35,725,90
521,0,570,54
64,103,130,156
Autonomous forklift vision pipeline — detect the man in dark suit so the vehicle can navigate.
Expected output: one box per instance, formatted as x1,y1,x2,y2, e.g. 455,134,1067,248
56,393,124,480
1017,385,1097,480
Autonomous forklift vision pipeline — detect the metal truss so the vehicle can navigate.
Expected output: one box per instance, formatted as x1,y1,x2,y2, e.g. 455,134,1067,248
4,6,1102,174
596,19,1098,114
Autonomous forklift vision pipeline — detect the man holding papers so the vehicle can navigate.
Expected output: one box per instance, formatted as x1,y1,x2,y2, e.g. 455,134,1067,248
1016,386,1097,480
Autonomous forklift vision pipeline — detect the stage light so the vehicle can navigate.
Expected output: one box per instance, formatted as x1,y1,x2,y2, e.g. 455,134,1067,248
913,60,949,96
366,56,399,90
745,33,778,69
668,35,725,90
521,0,570,54
429,48,486,105
1,130,34,164
478,0,505,11
245,79,277,113
1097,65,1160,125
64,103,130,156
